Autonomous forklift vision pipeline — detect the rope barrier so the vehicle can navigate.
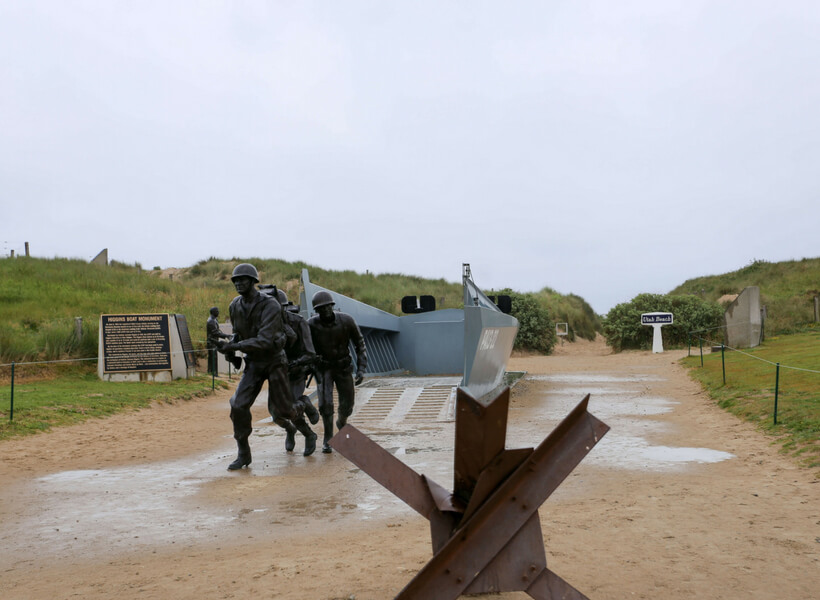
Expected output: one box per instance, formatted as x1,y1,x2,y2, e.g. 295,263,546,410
688,319,763,335
688,331,819,425
0,356,99,368
689,336,820,374
2,348,227,423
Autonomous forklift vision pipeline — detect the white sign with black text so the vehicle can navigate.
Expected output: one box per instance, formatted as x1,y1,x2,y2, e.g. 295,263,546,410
641,312,673,353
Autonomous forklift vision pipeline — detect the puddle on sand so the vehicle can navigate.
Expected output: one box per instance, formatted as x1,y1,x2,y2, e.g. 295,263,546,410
640,445,734,464
2,421,453,564
8,455,234,561
2,370,734,565
514,376,734,473
590,436,734,471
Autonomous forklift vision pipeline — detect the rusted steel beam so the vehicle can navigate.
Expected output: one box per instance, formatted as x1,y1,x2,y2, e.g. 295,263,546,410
329,424,438,519
526,568,592,600
423,474,464,514
453,386,509,503
463,513,547,595
461,447,532,523
394,395,608,600
429,507,461,555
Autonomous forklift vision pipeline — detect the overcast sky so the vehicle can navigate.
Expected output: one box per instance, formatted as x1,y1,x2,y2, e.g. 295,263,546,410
2,1,818,314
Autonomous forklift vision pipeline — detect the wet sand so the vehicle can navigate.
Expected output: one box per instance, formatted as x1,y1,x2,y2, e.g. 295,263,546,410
1,338,818,599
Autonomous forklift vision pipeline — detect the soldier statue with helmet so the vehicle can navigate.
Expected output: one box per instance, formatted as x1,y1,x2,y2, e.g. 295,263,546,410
217,263,317,470
308,290,367,453
205,306,232,374
257,285,321,454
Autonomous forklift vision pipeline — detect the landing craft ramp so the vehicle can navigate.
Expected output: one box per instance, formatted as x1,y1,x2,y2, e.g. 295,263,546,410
351,376,461,424
299,264,518,403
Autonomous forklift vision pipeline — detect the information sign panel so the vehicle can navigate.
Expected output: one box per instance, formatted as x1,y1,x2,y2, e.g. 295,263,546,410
101,314,172,373
174,314,196,368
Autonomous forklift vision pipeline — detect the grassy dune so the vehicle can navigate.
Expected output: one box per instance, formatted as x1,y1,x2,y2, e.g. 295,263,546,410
670,257,820,335
0,256,600,364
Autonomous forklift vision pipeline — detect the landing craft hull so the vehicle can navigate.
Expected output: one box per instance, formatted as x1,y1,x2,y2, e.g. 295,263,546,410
298,266,518,389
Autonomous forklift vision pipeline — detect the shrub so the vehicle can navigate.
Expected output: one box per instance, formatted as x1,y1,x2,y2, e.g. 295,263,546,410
495,288,556,354
603,293,723,352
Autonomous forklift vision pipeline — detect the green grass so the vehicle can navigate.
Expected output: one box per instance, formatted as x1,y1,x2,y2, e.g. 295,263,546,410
670,257,820,335
682,329,820,471
534,287,601,342
0,364,230,441
0,257,231,362
1,255,602,362
184,256,466,315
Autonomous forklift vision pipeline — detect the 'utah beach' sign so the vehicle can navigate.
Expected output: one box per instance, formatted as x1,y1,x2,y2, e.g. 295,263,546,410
641,312,673,353
641,313,673,325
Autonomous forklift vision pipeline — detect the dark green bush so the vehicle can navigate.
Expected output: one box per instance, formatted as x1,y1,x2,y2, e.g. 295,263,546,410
603,293,724,352
495,288,556,354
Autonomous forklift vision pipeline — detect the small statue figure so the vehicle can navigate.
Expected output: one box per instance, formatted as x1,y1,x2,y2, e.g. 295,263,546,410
308,290,367,453
218,264,317,470
206,307,231,374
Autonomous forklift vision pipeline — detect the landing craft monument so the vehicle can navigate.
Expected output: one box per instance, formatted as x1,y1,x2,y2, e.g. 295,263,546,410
298,264,519,395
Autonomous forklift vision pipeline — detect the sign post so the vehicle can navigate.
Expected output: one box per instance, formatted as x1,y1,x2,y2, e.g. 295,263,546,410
641,312,673,353
555,322,568,345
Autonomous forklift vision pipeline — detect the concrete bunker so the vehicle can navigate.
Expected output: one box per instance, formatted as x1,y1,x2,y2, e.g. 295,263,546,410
724,286,762,349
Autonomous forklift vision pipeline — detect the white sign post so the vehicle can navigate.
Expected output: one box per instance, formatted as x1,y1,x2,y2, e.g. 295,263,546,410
555,322,568,345
641,312,673,353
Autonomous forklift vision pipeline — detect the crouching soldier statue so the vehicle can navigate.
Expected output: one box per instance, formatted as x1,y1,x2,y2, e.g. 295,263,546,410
308,290,367,453
218,264,317,470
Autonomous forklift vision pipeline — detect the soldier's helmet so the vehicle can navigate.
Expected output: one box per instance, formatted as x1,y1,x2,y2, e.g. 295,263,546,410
277,289,289,305
311,290,335,309
231,263,259,282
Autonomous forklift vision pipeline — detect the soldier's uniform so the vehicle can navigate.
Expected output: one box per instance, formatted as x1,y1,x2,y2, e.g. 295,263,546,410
222,264,316,469
282,305,320,424
260,287,320,452
206,310,230,374
308,291,367,452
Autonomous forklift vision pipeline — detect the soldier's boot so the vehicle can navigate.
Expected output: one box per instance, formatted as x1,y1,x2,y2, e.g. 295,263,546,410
274,417,297,452
321,412,334,454
293,417,317,457
336,413,348,430
228,438,252,471
301,396,320,425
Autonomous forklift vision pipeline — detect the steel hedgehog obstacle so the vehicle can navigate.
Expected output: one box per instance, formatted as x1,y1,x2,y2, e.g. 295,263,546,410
322,265,609,599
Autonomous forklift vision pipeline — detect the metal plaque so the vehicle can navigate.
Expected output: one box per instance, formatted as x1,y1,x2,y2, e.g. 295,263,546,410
174,314,196,368
101,313,171,373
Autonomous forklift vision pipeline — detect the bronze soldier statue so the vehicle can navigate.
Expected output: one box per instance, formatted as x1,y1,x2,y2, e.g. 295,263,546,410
308,290,367,453
218,264,317,470
206,307,231,374
258,286,321,454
